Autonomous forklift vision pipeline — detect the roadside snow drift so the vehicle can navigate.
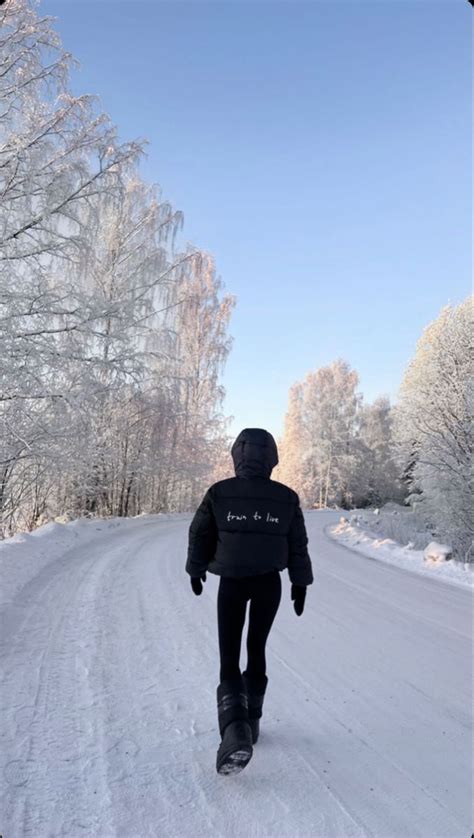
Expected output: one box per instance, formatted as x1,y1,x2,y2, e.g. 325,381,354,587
329,516,473,590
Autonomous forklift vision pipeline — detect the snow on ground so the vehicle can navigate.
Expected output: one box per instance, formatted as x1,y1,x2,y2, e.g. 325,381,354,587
337,503,441,552
1,510,472,837
329,515,473,590
0,514,186,609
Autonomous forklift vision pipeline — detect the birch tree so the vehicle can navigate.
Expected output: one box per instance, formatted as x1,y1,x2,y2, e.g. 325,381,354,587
0,0,141,263
277,361,401,509
359,397,402,506
276,360,361,507
0,0,141,531
395,298,473,558
274,382,307,495
0,0,235,534
148,255,236,511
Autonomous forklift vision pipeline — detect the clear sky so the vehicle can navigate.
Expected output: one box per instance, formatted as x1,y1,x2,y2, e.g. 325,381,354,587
42,0,471,440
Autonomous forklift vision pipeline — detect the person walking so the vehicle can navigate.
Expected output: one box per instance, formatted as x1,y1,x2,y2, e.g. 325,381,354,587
186,427,314,776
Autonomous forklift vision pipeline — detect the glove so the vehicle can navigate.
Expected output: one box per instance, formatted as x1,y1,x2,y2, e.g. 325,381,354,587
291,584,306,616
191,573,207,596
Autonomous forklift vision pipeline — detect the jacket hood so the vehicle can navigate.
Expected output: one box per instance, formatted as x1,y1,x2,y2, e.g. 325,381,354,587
231,428,279,479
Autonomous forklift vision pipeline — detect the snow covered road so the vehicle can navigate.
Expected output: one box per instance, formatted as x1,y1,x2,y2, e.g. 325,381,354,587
1,511,472,838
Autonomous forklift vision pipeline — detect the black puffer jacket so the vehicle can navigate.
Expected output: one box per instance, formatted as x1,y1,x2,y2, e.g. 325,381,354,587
186,428,314,586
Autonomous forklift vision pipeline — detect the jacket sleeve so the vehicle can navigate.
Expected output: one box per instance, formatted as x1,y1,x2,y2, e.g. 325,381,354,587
287,495,314,586
186,487,218,578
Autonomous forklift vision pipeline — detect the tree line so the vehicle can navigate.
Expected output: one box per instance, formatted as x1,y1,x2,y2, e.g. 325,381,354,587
275,298,472,561
275,359,403,510
0,0,235,535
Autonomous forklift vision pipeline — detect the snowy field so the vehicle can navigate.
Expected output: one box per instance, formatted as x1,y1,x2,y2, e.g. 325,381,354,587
1,510,472,838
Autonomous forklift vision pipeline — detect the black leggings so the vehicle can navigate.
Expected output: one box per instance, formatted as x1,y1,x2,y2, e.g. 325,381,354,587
217,570,282,685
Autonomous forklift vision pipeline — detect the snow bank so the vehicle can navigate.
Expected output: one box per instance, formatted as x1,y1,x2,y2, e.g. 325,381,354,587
344,503,432,550
0,513,180,608
423,541,453,562
329,517,473,590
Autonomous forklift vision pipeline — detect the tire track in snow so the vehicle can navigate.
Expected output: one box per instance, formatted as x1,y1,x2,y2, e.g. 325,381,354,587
1,521,183,837
1,512,471,838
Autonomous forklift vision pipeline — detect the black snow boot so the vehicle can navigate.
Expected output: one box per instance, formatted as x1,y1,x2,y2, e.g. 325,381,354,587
216,676,253,775
242,671,268,745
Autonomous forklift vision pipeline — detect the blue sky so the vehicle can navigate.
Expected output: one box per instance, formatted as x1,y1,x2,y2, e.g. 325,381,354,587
42,0,471,439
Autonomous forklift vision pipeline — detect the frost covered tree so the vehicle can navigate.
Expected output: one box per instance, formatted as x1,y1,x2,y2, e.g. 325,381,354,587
0,0,140,263
146,255,236,512
359,397,402,506
277,360,362,507
395,298,473,559
304,359,362,508
0,1,234,534
277,361,402,509
0,0,142,531
273,382,307,494
57,175,188,518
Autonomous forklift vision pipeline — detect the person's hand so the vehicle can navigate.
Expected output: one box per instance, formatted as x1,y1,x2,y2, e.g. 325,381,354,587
191,573,207,595
291,584,306,616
